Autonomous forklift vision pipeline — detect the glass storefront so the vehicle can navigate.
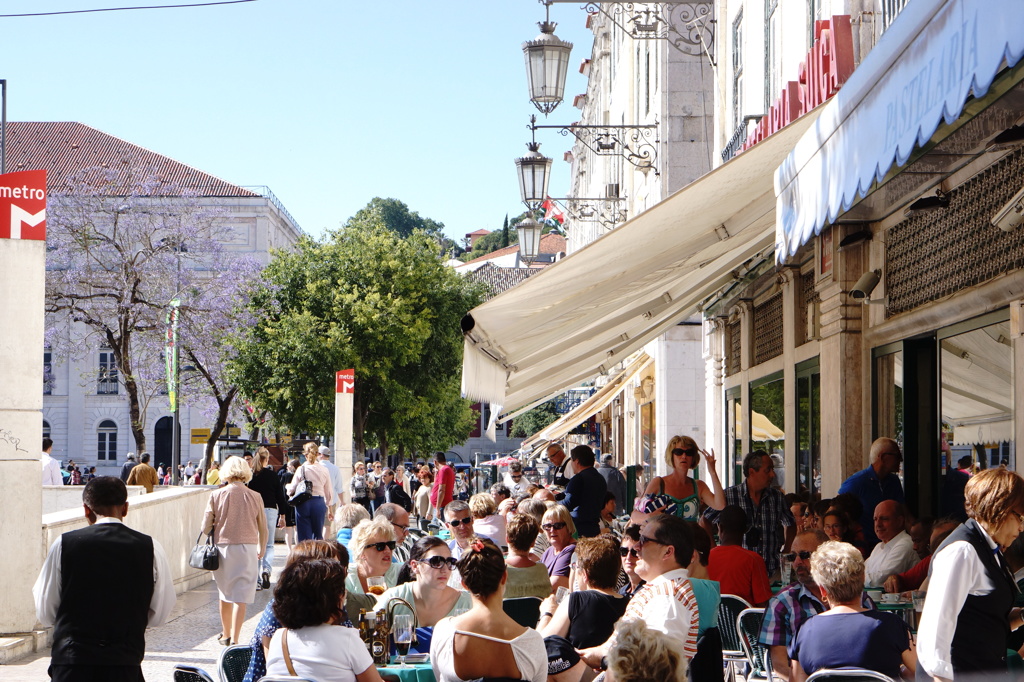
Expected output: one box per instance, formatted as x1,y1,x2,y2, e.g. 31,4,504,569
796,358,821,498
725,387,742,486
750,372,785,491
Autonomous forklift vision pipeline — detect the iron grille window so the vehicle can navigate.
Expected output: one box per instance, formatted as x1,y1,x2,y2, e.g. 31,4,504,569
98,349,118,395
726,321,742,377
97,419,117,460
733,11,744,128
753,293,784,365
881,0,912,33
43,350,53,395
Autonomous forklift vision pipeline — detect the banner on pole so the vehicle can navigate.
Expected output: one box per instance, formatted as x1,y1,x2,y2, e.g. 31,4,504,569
0,169,47,241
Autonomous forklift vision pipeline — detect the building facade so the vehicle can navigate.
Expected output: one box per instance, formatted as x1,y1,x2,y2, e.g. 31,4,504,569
8,122,303,475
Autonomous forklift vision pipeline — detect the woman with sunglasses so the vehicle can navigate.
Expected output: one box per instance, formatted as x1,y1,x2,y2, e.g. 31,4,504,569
618,525,645,597
345,518,401,604
631,435,725,525
541,505,577,591
374,536,472,653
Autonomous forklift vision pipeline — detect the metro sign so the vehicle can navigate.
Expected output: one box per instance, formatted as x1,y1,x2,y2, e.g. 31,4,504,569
336,369,355,394
0,170,47,241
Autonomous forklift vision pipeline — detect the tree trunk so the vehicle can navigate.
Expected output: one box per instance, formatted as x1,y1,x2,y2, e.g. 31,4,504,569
112,333,147,453
378,429,388,462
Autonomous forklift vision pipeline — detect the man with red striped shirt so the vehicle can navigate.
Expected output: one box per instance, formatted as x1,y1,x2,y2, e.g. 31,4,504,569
578,515,700,667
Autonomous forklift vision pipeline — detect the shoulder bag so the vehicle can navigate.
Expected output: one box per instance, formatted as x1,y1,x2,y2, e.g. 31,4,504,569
288,465,313,507
281,628,298,676
188,531,219,571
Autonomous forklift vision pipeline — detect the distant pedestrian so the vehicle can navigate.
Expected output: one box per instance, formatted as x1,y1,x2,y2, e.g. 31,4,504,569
286,442,334,542
350,461,371,513
597,454,627,515
119,453,137,482
126,452,159,493
248,447,287,591
318,445,343,537
33,476,176,680
41,437,63,486
430,452,456,521
206,459,221,485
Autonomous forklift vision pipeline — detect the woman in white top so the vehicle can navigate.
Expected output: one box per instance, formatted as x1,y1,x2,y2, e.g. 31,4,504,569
265,557,385,682
414,468,434,531
430,536,546,682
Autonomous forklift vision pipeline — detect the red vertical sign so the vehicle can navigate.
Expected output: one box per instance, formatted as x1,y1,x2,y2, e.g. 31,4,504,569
0,170,47,241
336,369,355,394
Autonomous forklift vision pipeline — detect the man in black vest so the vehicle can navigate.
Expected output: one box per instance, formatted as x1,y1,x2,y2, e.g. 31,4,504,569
33,476,175,681
918,467,1024,681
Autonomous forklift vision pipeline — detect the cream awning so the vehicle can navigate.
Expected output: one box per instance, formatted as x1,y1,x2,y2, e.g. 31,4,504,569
738,404,786,441
521,353,653,449
461,110,821,415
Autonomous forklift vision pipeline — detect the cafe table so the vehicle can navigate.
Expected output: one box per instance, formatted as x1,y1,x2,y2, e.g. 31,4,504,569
378,657,435,682
877,599,917,631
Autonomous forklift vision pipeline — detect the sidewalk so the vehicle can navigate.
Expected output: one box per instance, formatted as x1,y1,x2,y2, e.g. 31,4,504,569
4,551,285,681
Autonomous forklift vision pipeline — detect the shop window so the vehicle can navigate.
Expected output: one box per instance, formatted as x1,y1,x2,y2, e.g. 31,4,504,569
796,359,821,498
939,315,1014,474
725,387,743,486
97,419,117,460
750,373,785,489
44,350,53,395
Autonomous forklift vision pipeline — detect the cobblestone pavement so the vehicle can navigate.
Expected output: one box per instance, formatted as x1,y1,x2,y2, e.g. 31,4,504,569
4,550,285,681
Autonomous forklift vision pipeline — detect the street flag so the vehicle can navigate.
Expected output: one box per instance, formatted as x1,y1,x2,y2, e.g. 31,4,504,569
165,300,180,411
542,196,565,227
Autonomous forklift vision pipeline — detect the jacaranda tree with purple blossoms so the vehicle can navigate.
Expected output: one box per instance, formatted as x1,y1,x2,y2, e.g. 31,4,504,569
45,166,259,456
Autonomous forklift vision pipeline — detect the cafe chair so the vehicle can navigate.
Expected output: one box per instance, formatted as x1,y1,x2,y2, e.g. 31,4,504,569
502,596,542,628
736,607,773,681
718,594,752,682
805,668,894,682
173,664,216,682
218,644,253,682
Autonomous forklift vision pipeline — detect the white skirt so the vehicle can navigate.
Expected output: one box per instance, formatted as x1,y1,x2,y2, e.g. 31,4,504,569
214,543,259,603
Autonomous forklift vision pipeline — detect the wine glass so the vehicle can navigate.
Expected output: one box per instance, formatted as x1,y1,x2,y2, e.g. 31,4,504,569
393,614,413,668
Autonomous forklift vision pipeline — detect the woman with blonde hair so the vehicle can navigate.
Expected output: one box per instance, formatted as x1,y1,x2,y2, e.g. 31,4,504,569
541,504,577,591
603,618,687,682
202,455,268,646
346,517,401,599
248,446,288,590
632,435,725,524
286,441,334,542
470,492,506,547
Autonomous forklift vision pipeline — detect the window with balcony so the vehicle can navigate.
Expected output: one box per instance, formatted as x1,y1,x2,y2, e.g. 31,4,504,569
98,349,118,395
97,419,117,460
882,0,912,33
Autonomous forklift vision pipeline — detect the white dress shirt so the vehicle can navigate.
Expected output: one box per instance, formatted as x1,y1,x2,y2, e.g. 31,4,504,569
918,523,1000,680
33,517,176,628
864,529,918,586
320,459,344,499
42,452,63,486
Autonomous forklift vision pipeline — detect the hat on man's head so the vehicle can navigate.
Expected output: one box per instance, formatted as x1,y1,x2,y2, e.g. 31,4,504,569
318,445,331,457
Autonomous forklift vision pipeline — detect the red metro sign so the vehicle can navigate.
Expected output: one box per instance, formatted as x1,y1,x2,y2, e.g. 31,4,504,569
336,369,355,394
743,16,855,152
0,169,47,241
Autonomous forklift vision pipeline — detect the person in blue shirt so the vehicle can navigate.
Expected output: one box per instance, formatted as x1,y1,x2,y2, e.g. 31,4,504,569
837,438,905,548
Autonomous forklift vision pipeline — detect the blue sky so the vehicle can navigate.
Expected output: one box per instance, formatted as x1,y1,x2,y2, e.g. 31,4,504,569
2,1,594,243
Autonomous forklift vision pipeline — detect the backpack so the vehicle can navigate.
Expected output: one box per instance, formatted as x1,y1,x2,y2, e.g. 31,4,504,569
386,482,413,513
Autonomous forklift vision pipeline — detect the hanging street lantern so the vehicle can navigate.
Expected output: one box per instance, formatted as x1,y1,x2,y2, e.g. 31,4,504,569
517,216,543,266
515,121,552,209
522,5,572,116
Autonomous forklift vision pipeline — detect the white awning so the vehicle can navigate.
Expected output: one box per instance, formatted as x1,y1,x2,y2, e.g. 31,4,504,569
738,404,786,441
521,353,653,449
461,110,821,414
775,0,1024,263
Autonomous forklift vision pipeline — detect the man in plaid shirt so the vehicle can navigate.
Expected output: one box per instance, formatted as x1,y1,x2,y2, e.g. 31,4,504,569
703,450,796,576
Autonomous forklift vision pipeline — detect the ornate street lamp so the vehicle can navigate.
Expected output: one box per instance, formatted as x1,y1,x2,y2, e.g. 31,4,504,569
515,118,552,209
523,2,573,116
517,216,543,266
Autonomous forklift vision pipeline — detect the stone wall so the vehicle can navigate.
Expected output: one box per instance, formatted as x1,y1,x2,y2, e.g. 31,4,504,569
41,484,146,516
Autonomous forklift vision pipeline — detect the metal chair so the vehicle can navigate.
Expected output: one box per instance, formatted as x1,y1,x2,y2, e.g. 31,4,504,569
502,596,542,628
173,665,216,682
719,594,753,682
736,607,773,680
805,668,894,682
218,643,254,682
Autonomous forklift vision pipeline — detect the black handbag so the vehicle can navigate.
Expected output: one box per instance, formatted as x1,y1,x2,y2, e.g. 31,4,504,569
189,531,219,571
288,465,313,506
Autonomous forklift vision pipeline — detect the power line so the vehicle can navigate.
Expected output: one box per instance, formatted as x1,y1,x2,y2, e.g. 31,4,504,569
0,0,256,18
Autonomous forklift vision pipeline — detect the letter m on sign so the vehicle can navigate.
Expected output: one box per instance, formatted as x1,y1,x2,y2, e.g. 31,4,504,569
0,169,47,241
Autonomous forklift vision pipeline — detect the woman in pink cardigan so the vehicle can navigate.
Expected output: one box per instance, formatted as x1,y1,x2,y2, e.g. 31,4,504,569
203,455,268,645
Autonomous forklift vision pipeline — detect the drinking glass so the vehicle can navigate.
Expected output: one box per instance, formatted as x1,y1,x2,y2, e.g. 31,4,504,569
367,576,386,596
912,590,926,613
393,614,413,667
779,553,793,585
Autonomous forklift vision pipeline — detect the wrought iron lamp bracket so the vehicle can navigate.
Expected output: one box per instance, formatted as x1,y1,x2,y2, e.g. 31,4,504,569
531,116,660,174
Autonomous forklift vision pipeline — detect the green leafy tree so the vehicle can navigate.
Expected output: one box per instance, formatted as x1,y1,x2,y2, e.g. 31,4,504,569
229,219,485,458
459,209,558,262
501,214,510,248
346,196,461,257
510,401,560,438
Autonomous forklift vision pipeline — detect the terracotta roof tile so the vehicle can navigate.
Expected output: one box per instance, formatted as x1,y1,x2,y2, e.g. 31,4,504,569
466,262,539,299
5,122,257,197
461,232,566,266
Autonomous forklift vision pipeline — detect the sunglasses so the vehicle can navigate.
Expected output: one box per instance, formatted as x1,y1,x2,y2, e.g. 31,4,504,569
637,533,663,548
783,551,812,562
542,522,567,531
368,541,397,552
420,555,458,570
619,546,639,559
448,517,473,527
511,474,523,479
671,448,698,457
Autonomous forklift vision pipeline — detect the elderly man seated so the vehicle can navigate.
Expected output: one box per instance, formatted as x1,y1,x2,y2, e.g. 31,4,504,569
864,501,918,587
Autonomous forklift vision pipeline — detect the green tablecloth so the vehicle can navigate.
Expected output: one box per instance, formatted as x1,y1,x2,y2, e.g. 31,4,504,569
378,659,434,682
